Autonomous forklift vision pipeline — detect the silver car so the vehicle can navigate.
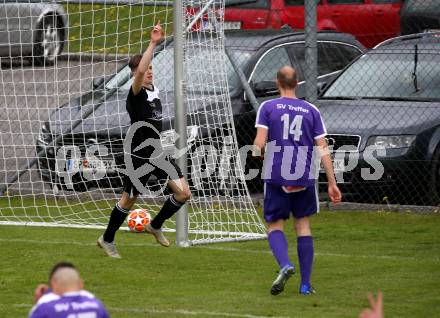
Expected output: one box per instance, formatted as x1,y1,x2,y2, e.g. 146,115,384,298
0,1,68,65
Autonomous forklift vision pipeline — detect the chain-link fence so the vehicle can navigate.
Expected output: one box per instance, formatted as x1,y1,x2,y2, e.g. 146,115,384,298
214,0,440,208
0,0,439,210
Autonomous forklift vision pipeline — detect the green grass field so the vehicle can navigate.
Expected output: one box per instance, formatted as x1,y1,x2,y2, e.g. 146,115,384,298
4,5,440,317
1,210,439,317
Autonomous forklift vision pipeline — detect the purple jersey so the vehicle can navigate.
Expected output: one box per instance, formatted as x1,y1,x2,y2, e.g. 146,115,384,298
255,97,326,186
29,291,110,318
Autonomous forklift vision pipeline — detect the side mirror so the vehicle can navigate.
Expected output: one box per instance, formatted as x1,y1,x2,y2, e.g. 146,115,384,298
317,81,328,96
253,81,278,97
92,76,105,90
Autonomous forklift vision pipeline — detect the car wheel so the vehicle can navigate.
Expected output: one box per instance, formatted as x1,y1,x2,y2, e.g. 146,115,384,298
33,15,64,66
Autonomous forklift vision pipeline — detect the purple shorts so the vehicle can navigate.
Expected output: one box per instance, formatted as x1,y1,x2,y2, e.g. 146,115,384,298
263,182,319,223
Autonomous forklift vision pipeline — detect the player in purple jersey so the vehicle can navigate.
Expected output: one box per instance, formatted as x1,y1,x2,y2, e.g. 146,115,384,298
254,66,341,296
29,262,109,318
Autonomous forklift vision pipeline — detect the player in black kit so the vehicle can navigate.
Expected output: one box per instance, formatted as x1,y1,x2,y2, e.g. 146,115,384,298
98,22,191,258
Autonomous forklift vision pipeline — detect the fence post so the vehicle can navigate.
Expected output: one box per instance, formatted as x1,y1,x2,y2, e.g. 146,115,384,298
304,0,318,104
174,0,190,247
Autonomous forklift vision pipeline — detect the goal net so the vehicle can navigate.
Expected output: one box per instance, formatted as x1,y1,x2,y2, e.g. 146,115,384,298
0,0,266,244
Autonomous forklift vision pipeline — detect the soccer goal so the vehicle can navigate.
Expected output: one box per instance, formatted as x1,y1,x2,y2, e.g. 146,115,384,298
0,0,266,245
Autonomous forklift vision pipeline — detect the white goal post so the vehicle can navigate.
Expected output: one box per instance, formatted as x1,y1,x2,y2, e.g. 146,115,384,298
0,0,266,245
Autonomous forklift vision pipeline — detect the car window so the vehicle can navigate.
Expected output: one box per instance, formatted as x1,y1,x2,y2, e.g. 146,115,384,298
284,0,321,6
372,0,401,3
323,48,440,100
327,0,364,4
287,42,362,80
318,42,362,74
226,50,253,91
251,46,291,83
225,0,270,9
288,45,306,81
107,47,251,94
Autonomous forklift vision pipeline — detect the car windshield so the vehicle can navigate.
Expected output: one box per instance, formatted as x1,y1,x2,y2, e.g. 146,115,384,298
322,48,440,100
105,47,251,93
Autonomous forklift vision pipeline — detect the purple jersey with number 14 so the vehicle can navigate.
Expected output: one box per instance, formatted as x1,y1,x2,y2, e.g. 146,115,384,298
255,97,327,187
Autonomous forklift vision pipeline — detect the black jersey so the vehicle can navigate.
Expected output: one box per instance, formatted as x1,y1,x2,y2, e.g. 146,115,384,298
126,85,163,160
123,85,183,195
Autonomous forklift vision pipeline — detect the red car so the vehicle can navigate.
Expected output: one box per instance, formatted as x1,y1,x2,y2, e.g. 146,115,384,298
187,0,401,48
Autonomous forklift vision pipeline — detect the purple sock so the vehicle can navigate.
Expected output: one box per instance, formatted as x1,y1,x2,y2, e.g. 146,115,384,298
297,236,314,286
268,230,292,269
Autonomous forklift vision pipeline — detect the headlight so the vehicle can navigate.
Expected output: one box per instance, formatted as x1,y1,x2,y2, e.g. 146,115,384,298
160,125,199,148
366,135,416,149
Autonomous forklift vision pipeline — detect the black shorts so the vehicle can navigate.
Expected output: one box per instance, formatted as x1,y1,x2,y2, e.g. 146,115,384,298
122,157,184,197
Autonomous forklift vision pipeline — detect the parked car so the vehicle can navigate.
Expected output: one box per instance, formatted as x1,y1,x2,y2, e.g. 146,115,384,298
316,32,440,205
187,0,402,48
400,0,440,35
35,29,365,193
0,1,67,65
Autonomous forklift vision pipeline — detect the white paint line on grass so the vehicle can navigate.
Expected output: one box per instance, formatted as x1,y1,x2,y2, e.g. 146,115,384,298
0,238,437,262
0,237,159,247
200,245,440,262
12,304,289,318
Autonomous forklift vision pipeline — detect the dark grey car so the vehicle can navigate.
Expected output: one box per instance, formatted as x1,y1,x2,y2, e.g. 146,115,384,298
36,29,364,193
0,1,67,65
317,32,440,205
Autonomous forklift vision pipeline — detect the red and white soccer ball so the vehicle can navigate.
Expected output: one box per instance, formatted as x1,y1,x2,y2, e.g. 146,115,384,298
127,208,151,233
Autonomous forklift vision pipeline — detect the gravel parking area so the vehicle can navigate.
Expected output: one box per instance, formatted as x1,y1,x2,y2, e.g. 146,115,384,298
0,56,125,194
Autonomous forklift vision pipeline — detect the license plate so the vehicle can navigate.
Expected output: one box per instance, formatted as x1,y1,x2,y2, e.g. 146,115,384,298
320,158,345,173
202,21,241,30
224,21,242,30
201,20,213,30
66,159,116,172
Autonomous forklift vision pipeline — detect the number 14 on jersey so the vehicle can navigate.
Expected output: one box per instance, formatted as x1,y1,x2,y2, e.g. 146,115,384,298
281,114,303,141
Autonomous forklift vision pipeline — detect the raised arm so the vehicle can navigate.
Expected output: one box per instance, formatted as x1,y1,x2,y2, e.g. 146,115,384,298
132,21,163,95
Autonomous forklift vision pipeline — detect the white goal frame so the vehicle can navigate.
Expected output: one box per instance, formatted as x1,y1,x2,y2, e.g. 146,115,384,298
0,0,267,246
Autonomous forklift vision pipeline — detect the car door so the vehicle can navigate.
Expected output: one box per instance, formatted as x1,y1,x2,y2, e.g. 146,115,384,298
234,44,292,149
247,39,363,99
0,1,33,55
0,3,7,52
248,44,293,102
324,0,377,48
0,1,20,53
370,0,401,44
287,40,363,97
282,0,322,30
223,0,272,29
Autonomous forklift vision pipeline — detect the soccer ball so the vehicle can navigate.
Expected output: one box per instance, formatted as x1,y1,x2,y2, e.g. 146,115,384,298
127,208,151,233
